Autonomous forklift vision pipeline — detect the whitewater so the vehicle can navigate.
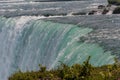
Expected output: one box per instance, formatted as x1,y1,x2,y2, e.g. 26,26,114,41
0,0,118,80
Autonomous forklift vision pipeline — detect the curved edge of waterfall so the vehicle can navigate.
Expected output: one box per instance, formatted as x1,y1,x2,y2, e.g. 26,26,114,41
0,17,115,80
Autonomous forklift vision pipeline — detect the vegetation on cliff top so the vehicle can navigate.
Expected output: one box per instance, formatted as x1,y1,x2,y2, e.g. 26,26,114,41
108,0,120,5
9,56,120,80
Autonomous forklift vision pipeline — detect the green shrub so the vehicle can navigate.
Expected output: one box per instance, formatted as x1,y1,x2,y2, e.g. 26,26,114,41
108,0,120,5
9,56,120,80
79,56,93,79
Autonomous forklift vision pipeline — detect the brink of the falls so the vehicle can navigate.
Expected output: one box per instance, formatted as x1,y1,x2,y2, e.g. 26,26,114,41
0,17,115,80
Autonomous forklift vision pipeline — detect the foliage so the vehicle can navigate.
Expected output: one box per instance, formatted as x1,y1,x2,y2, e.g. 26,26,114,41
108,0,120,5
9,56,120,80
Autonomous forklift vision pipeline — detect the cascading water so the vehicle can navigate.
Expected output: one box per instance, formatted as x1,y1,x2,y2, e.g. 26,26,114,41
0,16,115,80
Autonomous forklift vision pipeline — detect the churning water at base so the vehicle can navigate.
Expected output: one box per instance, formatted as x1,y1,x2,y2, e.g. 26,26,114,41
0,16,115,80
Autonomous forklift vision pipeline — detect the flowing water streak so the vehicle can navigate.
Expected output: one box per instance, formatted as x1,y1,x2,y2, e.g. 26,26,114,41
0,16,115,80
0,16,45,80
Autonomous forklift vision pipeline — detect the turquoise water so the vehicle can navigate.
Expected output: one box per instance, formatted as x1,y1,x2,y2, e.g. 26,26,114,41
0,17,115,80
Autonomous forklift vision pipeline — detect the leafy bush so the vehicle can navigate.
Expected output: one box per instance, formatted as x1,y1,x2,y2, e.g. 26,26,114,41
9,56,120,80
108,0,120,5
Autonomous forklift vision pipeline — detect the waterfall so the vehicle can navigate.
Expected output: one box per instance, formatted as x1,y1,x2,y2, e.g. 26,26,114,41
0,16,115,80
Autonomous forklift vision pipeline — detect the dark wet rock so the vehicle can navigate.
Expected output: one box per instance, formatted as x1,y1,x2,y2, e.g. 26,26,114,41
113,7,120,14
107,4,112,7
88,10,97,15
72,12,86,15
102,9,109,14
98,5,105,9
